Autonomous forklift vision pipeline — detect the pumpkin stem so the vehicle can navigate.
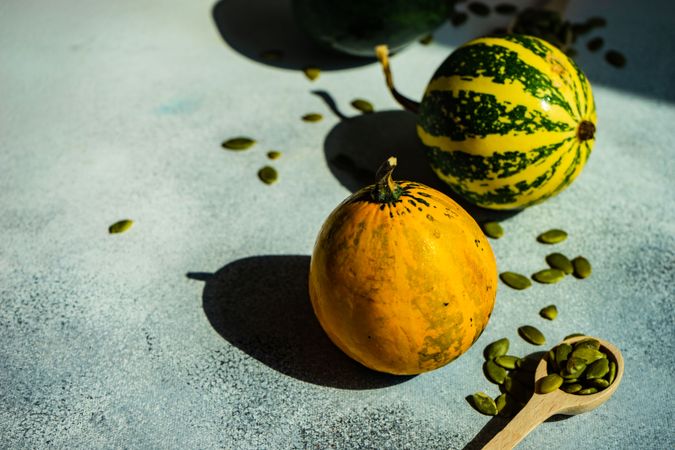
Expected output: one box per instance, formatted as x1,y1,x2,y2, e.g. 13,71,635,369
372,156,403,203
577,120,596,141
375,45,420,114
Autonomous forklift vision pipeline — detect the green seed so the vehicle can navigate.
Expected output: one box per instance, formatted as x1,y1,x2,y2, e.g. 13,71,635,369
546,253,573,274
537,229,568,244
537,374,563,394
267,151,282,160
585,358,609,379
561,383,583,393
470,392,498,416
482,221,504,239
484,338,509,360
495,355,519,370
108,219,133,234
303,66,320,81
500,272,532,290
419,34,433,45
571,347,605,365
587,37,604,52
562,378,579,384
607,361,617,384
302,113,323,122
590,378,609,389
450,11,468,26
484,360,507,384
572,256,592,279
222,137,255,150
532,268,566,284
351,99,374,114
468,2,490,17
555,343,573,367
574,338,600,350
258,166,278,185
495,393,507,413
578,387,598,395
565,333,585,340
495,3,517,15
539,305,558,320
605,50,626,68
518,326,546,346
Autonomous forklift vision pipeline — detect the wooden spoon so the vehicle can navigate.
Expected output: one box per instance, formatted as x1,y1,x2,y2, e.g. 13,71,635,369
483,336,624,449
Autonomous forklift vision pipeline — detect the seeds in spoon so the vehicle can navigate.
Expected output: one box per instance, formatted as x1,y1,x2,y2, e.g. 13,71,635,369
577,387,598,395
585,358,609,379
607,361,617,384
500,272,531,290
537,229,567,244
537,374,563,394
518,325,546,345
539,305,558,320
561,383,583,393
564,333,585,339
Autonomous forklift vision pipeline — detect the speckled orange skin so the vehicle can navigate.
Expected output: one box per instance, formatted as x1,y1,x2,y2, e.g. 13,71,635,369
309,181,497,375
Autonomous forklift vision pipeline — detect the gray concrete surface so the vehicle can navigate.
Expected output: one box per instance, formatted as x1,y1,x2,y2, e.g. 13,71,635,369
1,0,674,448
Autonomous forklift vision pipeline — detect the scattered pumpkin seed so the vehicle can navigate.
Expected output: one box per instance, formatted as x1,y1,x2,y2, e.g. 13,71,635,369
532,268,566,284
605,50,626,68
222,137,256,151
450,11,468,26
539,305,558,320
537,229,568,244
500,272,532,290
495,393,507,413
555,344,573,367
561,383,583,393
259,49,283,61
590,378,610,388
267,150,282,160
607,361,617,384
565,333,585,340
537,374,563,394
546,253,573,274
468,2,490,17
495,355,519,370
302,113,323,122
470,392,498,415
585,358,609,379
303,66,321,81
484,359,508,384
587,37,604,52
572,256,592,279
258,166,278,185
495,3,517,15
484,338,509,360
351,98,374,114
419,34,433,45
574,338,600,350
109,219,133,234
518,325,546,346
577,387,598,395
482,221,504,239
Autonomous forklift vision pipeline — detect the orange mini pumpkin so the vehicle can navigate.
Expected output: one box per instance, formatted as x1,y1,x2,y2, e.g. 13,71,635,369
309,157,497,375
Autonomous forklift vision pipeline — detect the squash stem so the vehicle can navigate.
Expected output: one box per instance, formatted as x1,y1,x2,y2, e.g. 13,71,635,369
375,45,421,114
577,120,596,141
372,157,403,203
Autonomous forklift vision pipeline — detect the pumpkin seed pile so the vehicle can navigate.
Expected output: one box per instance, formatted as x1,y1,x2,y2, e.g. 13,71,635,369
540,338,617,395
448,2,626,68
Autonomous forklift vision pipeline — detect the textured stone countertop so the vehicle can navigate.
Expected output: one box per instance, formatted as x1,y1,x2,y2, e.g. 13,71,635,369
1,0,673,448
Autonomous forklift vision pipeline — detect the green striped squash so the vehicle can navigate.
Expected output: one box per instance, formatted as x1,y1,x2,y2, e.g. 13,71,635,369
418,34,597,210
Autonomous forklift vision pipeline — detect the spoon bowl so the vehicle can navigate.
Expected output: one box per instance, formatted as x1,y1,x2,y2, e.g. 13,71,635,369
484,336,624,449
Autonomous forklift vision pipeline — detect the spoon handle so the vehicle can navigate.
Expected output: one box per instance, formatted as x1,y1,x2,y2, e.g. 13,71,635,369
483,393,558,449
